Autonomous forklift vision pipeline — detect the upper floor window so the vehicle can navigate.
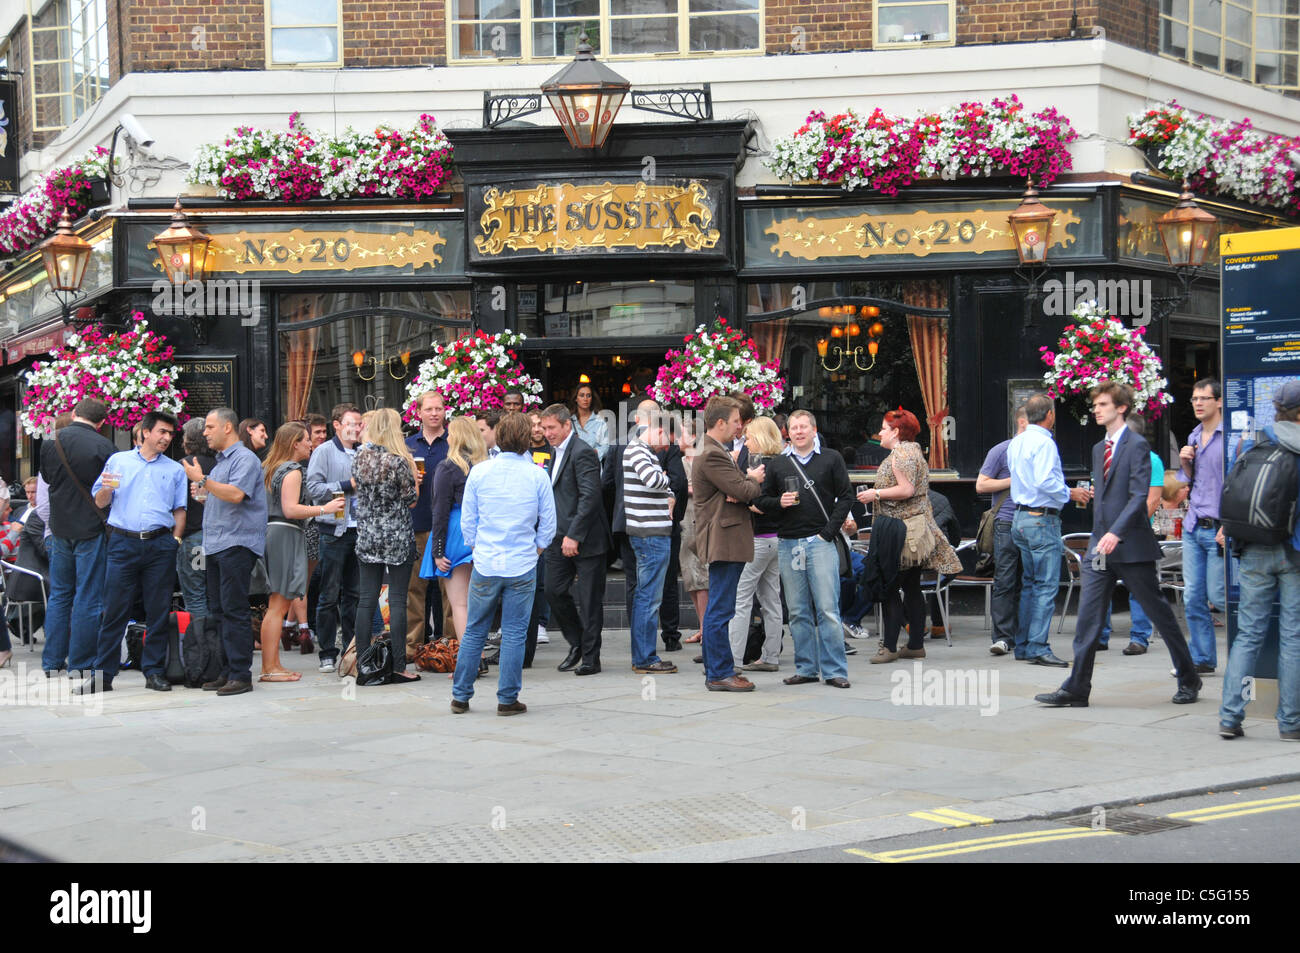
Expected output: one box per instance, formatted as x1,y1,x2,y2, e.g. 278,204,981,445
29,0,109,134
1160,0,1299,89
874,0,954,47
267,0,342,68
448,0,761,62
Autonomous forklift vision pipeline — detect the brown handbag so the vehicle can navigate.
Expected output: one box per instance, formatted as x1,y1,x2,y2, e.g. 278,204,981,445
338,637,358,678
414,637,460,673
899,514,938,569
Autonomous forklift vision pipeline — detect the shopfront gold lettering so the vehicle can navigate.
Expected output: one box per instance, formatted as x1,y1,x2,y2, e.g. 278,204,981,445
153,228,447,276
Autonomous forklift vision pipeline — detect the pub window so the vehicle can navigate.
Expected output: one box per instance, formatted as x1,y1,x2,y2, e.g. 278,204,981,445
448,0,762,61
27,0,110,135
267,0,343,68
1160,0,1299,90
515,279,695,339
278,290,472,420
747,279,952,472
874,0,954,47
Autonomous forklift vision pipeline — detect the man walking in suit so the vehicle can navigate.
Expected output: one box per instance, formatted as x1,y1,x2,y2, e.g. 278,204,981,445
540,403,610,676
1036,381,1201,707
692,396,767,692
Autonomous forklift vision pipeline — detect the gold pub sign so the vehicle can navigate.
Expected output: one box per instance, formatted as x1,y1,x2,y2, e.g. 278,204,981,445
153,227,448,275
474,181,721,256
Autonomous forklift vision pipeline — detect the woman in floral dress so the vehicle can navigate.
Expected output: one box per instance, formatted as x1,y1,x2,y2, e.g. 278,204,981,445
857,408,962,663
352,408,421,682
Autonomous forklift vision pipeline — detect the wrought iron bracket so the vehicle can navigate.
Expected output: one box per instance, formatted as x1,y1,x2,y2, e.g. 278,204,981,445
483,91,544,128
629,84,712,121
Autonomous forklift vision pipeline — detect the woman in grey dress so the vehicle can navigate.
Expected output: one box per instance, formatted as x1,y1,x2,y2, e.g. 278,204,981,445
260,422,345,681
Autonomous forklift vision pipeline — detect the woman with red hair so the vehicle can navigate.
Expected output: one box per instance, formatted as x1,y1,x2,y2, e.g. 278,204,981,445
857,408,962,662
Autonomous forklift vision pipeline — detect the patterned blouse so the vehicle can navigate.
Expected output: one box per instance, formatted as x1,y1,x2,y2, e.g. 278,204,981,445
352,443,418,566
873,441,962,574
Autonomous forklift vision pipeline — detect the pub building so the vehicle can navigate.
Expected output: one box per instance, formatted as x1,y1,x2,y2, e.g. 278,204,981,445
0,112,1283,527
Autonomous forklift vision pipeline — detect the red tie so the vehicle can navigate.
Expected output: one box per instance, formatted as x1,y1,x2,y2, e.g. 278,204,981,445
1103,438,1113,481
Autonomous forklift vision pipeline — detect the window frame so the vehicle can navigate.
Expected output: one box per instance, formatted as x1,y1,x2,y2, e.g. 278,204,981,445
872,0,955,50
265,0,344,70
445,0,764,64
1159,0,1300,91
27,0,110,135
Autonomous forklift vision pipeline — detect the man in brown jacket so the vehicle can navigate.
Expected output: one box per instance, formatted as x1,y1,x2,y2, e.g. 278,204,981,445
692,396,767,691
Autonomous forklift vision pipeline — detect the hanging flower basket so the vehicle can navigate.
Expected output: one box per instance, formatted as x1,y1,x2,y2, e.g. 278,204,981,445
403,330,543,421
1039,300,1173,425
0,146,111,256
19,312,188,438
766,95,1077,195
649,317,785,413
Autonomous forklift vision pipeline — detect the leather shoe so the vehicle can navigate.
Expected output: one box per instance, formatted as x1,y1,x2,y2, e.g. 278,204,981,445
1097,643,1109,651
1030,652,1069,668
145,674,172,692
663,637,682,652
1218,723,1244,739
1172,678,1202,704
1034,689,1088,707
216,679,253,696
74,677,112,695
483,650,500,666
824,677,851,689
1122,642,1147,655
706,675,755,692
782,674,819,685
556,648,581,672
574,663,601,676
201,677,227,691
1195,662,1216,675
497,701,527,716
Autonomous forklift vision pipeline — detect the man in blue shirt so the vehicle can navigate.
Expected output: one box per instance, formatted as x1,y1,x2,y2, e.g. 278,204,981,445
404,390,449,656
78,412,187,693
1007,394,1088,666
1218,379,1300,741
451,413,556,715
182,407,268,696
306,402,363,673
977,405,1028,656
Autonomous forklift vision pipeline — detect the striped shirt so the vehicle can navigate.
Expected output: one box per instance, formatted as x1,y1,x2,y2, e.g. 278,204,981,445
622,440,672,537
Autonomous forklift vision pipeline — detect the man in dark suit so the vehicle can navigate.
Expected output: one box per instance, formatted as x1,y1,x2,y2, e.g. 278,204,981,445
540,403,610,676
1036,381,1201,708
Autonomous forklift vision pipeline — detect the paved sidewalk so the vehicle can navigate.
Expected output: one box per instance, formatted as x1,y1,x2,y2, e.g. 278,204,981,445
1,615,1295,862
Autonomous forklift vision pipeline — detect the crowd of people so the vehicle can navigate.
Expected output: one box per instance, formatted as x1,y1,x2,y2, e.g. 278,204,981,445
4,374,1296,739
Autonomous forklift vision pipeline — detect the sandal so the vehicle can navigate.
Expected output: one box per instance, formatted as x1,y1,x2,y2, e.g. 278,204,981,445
258,671,302,682
391,671,421,683
684,631,703,644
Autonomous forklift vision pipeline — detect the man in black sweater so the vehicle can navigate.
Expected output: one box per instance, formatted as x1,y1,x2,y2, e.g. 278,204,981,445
759,410,855,688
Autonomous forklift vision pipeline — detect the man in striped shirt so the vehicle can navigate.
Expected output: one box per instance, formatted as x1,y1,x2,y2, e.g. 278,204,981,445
623,414,678,675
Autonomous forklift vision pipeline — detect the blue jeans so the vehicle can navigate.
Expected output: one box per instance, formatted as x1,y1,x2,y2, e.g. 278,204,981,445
452,567,536,706
95,532,179,680
1184,525,1222,667
778,535,848,680
1219,543,1300,732
1100,595,1152,648
629,535,671,668
1011,511,1062,660
44,533,108,673
702,561,744,683
176,531,207,617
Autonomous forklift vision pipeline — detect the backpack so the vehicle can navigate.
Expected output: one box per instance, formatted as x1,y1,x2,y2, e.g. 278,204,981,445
182,616,225,688
120,622,146,670
164,612,189,685
1220,432,1300,546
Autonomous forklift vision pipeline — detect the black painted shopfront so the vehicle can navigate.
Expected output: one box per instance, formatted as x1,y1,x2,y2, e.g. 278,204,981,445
0,119,1276,531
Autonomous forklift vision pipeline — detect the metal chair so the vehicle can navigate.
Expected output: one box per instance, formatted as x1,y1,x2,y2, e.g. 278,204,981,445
1056,533,1093,634
1157,539,1184,607
947,539,994,631
1,561,47,653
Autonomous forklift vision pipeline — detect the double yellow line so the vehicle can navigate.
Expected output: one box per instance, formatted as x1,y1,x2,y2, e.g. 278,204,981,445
906,807,995,828
1169,792,1300,823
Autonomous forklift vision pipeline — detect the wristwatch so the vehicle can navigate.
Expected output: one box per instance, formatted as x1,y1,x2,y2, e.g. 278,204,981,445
197,476,209,489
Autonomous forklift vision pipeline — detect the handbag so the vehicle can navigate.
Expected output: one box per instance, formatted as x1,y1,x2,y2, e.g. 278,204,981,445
786,456,853,578
414,637,460,673
899,513,938,569
974,489,1009,576
338,637,358,678
356,637,396,686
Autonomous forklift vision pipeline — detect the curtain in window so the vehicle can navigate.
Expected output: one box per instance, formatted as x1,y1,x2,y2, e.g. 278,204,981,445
904,280,950,470
749,318,789,371
281,293,322,422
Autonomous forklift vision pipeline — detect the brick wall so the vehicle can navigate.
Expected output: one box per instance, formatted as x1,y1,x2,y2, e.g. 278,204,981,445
5,20,32,153
957,0,1100,46
765,0,873,54
1099,0,1156,53
344,1,444,67
124,0,265,72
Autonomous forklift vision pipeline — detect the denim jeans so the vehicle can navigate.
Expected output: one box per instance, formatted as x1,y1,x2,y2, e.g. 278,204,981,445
176,531,207,618
1011,511,1062,660
44,533,108,673
452,566,536,706
730,536,783,666
1184,525,1222,667
702,561,744,683
356,558,412,673
1100,593,1152,648
990,520,1021,644
1219,543,1300,733
629,535,671,668
316,528,359,662
778,535,848,680
95,533,179,680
